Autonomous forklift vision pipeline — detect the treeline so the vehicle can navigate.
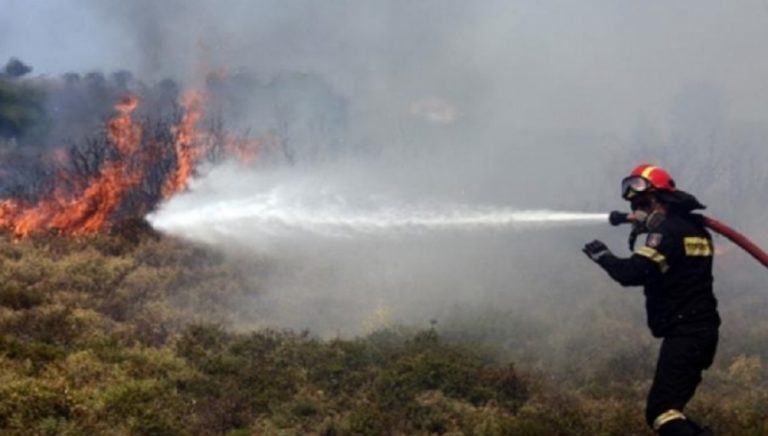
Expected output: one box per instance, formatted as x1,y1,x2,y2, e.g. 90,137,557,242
0,57,348,161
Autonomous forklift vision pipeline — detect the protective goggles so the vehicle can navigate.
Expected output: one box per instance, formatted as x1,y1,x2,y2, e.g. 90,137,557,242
621,176,652,200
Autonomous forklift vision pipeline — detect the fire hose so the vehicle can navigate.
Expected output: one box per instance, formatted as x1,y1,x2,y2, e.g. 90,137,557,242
609,211,768,269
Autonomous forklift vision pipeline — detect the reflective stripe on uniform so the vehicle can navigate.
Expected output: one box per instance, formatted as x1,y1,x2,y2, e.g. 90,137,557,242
653,409,687,430
636,246,670,273
684,237,713,257
641,165,658,179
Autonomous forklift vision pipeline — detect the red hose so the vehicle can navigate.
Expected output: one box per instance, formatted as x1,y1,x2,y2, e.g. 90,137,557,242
703,215,768,269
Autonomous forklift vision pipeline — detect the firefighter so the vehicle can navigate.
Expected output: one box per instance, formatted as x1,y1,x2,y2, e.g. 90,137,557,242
583,164,719,436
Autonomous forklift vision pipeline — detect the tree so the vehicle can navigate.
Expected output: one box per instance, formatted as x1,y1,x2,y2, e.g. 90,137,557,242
2,58,32,78
0,79,48,139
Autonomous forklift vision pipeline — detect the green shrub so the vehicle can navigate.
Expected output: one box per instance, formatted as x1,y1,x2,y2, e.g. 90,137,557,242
0,282,45,309
100,379,185,435
0,378,73,431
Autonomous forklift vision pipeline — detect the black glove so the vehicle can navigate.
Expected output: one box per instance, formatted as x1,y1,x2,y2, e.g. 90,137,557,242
583,240,611,262
609,211,630,226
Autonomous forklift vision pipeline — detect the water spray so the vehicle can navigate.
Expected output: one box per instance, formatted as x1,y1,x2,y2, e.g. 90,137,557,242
609,211,768,269
148,184,608,241
150,200,607,239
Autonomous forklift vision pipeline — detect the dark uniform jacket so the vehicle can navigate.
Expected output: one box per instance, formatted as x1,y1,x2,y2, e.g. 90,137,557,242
597,213,721,337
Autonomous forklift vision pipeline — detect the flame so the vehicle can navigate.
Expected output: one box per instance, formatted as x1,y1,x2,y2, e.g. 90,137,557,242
162,91,211,198
0,95,143,237
110,95,141,154
0,86,267,238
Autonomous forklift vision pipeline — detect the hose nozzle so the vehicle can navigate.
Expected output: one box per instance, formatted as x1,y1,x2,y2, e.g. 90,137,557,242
609,211,633,226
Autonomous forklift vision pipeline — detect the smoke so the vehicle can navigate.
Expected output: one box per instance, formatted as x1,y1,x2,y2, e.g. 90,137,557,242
146,162,611,335
3,1,768,336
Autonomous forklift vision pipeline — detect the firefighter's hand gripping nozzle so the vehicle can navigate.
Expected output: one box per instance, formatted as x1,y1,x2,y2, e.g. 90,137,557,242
609,211,632,226
608,210,768,270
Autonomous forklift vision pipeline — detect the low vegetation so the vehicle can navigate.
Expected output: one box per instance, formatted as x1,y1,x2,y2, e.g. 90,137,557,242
1,230,766,435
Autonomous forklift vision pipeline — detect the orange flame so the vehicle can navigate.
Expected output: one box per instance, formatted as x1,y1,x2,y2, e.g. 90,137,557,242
0,95,143,237
0,86,268,238
162,91,210,198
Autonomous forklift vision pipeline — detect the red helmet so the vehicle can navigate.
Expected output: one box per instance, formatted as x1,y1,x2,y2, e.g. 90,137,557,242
622,164,676,200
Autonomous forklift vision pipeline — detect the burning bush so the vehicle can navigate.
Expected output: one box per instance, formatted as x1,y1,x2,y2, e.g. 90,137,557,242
0,80,258,238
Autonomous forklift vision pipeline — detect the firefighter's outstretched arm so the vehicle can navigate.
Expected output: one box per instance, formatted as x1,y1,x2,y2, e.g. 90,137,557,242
583,240,659,286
